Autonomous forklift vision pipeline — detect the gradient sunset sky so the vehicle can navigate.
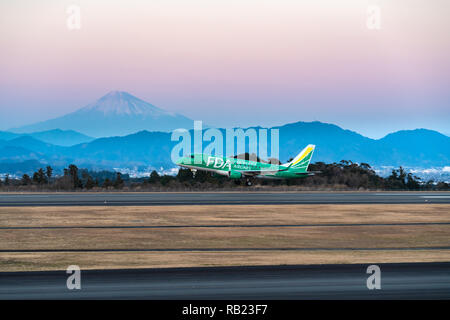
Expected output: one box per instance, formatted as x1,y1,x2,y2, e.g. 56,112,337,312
0,0,449,138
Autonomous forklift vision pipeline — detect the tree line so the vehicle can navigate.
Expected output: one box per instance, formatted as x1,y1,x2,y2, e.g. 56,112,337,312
0,161,448,191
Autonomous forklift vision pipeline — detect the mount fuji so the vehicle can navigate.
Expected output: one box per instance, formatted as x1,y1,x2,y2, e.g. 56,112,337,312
12,91,194,137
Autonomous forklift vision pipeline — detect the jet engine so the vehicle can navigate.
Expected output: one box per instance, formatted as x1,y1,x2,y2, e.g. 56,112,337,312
228,171,242,179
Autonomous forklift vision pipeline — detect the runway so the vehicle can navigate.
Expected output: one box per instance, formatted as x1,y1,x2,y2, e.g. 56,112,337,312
0,192,449,206
1,262,449,299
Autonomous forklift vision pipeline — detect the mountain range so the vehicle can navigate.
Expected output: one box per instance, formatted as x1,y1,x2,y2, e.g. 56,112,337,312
1,91,448,176
11,91,194,137
0,129,93,147
0,122,449,176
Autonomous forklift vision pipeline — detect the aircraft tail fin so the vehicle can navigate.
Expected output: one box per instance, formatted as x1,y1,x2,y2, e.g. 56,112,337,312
284,144,315,172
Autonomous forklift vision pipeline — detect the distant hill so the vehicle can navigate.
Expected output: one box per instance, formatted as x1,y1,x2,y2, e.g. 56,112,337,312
375,129,450,167
11,91,194,137
1,121,449,174
0,160,47,176
26,129,94,146
1,136,63,155
0,131,20,141
67,131,176,169
0,129,93,146
0,146,41,161
274,121,376,164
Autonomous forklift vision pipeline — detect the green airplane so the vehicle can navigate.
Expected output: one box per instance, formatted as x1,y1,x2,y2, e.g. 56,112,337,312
176,144,316,185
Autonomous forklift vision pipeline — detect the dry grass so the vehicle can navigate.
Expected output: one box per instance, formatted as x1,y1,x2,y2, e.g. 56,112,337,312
2,250,450,272
1,204,449,227
1,225,449,250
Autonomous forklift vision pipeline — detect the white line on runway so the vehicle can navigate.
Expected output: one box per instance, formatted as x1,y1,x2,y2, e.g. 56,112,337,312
420,196,450,199
374,193,419,196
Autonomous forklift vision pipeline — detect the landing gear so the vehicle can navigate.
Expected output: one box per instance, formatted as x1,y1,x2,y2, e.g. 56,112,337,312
234,178,253,186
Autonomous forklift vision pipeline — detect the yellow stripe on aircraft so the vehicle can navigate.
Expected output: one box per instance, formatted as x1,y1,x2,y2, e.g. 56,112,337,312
292,146,314,166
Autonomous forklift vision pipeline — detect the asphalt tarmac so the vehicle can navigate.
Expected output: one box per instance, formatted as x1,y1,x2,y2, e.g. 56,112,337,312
1,263,449,299
0,192,449,206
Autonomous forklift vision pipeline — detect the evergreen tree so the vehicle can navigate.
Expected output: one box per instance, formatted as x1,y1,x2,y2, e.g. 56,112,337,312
160,175,172,186
39,168,47,184
85,176,95,189
68,164,82,189
398,167,407,185
46,166,53,183
387,166,410,189
148,170,160,183
33,168,47,185
177,168,193,182
114,172,124,189
406,173,420,190
103,178,112,188
21,174,32,186
32,172,39,184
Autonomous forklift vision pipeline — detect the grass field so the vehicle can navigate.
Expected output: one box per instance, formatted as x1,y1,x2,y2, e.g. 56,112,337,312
1,204,449,271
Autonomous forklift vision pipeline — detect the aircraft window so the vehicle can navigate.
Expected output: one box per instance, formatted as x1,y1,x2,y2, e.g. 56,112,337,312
190,155,195,158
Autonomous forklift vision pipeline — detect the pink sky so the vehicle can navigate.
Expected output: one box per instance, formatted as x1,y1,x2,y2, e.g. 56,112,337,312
0,0,449,138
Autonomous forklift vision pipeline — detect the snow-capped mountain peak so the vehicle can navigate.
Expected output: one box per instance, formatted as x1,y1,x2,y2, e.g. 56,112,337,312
79,91,166,116
11,91,193,137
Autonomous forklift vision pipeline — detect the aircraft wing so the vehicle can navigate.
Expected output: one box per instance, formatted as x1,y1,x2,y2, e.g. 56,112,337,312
295,171,321,176
240,169,285,177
